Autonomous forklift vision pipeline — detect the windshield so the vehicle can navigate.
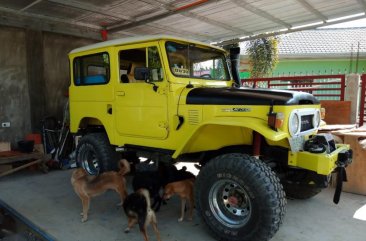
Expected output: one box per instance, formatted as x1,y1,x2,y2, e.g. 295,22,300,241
166,41,230,81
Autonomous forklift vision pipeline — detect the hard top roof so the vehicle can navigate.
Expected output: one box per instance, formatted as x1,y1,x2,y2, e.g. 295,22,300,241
69,34,225,54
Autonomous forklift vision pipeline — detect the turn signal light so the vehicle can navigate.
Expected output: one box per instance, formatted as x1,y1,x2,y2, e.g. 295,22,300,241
268,112,284,130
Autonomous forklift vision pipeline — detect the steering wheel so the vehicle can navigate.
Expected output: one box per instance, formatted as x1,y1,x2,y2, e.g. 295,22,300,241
200,74,212,78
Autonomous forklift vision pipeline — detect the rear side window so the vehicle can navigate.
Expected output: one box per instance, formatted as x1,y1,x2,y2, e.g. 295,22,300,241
73,52,110,85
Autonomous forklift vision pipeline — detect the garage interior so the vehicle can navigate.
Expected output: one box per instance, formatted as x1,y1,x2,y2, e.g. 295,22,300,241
0,1,366,241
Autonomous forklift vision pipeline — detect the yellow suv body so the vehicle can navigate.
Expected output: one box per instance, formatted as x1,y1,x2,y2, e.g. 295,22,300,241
69,35,352,241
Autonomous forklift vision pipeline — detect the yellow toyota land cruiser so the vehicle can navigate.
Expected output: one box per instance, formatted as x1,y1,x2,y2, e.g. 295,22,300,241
69,35,352,241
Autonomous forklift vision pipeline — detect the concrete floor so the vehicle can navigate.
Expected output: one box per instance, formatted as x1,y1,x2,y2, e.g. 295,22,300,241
0,168,365,241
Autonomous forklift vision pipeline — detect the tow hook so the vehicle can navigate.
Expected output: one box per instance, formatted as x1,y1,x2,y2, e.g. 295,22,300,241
333,150,353,204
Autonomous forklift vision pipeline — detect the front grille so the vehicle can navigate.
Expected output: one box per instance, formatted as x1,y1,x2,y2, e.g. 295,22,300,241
300,115,313,132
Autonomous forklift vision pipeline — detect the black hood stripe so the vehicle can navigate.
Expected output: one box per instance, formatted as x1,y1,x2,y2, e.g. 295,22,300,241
186,87,319,105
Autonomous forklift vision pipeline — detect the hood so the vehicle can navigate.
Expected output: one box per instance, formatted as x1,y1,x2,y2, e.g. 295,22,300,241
186,87,319,105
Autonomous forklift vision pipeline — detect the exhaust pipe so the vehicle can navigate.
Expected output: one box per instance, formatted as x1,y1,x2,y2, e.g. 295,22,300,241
230,47,241,87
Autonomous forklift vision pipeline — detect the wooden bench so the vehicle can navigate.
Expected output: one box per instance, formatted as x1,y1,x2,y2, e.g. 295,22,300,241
0,151,50,178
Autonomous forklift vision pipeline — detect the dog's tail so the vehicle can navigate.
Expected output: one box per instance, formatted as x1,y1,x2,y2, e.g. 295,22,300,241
138,188,151,210
118,159,130,176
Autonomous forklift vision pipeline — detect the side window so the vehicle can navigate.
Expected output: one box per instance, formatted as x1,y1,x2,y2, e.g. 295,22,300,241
119,46,163,83
148,47,164,82
74,52,109,86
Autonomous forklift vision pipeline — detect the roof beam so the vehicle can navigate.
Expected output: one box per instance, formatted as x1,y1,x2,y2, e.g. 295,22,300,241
140,0,210,12
109,0,252,37
231,0,292,28
296,0,328,21
164,0,252,35
47,0,132,21
19,0,43,12
106,0,212,40
108,0,212,32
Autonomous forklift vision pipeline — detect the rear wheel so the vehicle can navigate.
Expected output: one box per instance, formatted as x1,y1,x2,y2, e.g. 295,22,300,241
195,153,286,241
75,133,118,175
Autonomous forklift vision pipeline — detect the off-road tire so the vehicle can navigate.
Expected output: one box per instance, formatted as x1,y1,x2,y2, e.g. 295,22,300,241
195,153,286,241
283,183,322,199
75,133,118,175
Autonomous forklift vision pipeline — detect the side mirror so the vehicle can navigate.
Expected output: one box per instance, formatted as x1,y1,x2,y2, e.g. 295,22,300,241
134,66,158,92
134,67,150,81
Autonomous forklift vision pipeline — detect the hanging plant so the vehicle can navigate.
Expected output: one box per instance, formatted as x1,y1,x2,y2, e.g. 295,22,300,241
246,37,279,78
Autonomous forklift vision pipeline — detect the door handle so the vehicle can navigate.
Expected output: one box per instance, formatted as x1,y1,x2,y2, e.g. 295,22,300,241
116,91,125,96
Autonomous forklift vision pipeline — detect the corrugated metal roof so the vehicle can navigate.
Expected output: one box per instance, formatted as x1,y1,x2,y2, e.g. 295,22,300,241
278,28,366,58
0,0,365,45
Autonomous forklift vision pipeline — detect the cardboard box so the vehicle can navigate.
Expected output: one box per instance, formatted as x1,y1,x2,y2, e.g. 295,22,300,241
331,129,366,195
320,100,351,124
0,142,11,152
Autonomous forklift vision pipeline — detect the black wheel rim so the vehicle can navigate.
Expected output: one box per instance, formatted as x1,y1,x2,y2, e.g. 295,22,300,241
209,179,252,228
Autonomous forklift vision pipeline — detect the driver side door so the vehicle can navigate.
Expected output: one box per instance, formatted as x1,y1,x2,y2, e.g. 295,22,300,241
114,42,168,140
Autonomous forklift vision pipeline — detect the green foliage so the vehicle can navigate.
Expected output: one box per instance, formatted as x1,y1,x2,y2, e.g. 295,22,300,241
212,59,224,79
148,46,161,68
247,37,279,78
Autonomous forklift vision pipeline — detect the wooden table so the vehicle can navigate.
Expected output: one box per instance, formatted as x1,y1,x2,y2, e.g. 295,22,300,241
0,151,50,178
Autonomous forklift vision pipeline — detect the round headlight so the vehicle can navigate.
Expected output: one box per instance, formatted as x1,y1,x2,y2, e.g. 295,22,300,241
289,112,300,136
313,110,321,128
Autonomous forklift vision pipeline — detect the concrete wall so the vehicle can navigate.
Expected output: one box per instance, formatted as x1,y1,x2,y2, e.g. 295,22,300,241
0,26,95,147
43,33,95,120
0,26,31,147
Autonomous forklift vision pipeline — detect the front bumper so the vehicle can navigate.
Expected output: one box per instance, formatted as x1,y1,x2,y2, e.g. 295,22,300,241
288,143,352,176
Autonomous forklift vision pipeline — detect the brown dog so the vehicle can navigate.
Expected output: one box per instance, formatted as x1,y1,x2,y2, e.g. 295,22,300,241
71,159,130,222
123,188,161,241
163,178,195,222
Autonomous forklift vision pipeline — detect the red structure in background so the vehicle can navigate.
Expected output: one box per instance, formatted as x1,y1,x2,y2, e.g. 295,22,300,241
242,75,346,101
101,29,108,41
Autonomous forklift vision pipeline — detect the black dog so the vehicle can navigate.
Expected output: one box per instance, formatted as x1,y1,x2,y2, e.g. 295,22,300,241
132,170,163,211
173,166,196,181
123,188,161,241
132,161,195,211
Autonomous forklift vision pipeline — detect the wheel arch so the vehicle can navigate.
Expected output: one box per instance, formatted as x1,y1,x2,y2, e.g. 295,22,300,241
71,116,115,144
172,118,288,158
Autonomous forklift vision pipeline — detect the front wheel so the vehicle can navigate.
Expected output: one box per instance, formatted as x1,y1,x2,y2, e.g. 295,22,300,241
75,133,118,175
195,153,286,241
